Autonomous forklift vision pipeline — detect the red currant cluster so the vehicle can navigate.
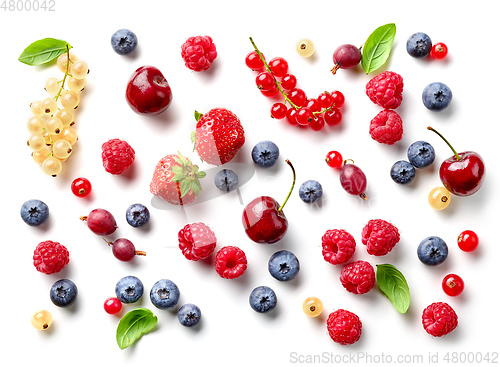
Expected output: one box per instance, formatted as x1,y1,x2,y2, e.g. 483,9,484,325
246,38,345,131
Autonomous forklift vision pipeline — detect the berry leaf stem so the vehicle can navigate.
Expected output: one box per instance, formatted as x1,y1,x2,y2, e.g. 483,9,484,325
278,159,296,212
54,44,71,102
427,126,461,161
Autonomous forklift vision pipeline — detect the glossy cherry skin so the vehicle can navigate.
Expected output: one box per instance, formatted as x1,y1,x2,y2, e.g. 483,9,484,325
126,66,173,115
439,151,485,196
242,196,288,244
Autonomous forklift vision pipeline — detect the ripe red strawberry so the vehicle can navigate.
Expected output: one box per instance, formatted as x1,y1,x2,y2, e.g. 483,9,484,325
193,108,245,166
101,139,135,175
178,222,217,261
150,152,206,206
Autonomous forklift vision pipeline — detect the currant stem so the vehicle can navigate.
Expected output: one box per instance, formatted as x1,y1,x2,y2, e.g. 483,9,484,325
278,159,296,212
427,126,461,161
54,44,71,102
249,37,299,110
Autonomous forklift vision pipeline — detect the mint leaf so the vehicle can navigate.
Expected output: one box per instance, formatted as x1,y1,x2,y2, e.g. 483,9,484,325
376,264,410,314
116,308,157,350
18,38,72,66
361,23,396,74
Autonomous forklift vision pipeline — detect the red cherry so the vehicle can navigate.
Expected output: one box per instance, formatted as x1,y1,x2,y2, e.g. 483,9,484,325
71,177,92,198
288,88,307,107
255,71,275,91
269,57,289,77
323,108,342,126
281,74,297,90
271,103,287,119
457,230,479,252
295,107,314,126
431,43,448,60
325,151,343,168
245,51,265,70
442,274,464,297
331,90,345,108
104,297,122,314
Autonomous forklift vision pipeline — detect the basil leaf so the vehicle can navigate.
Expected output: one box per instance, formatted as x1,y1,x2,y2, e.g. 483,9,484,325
376,264,410,314
116,308,158,350
361,23,396,74
18,38,72,66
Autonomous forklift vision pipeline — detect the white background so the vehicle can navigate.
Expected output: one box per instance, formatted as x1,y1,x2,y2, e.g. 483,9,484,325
1,0,499,366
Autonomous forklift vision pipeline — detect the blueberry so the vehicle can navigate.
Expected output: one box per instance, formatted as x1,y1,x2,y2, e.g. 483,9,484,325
126,203,150,228
298,180,323,203
249,286,277,313
417,236,448,266
390,160,416,184
422,82,453,111
406,32,432,58
268,250,300,281
251,140,279,168
115,276,144,303
407,141,435,168
150,279,180,310
20,199,49,226
50,279,78,308
177,303,201,327
111,29,138,55
214,169,239,192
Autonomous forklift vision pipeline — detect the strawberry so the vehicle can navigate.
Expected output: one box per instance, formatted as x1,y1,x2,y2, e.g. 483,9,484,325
149,152,206,206
192,108,245,166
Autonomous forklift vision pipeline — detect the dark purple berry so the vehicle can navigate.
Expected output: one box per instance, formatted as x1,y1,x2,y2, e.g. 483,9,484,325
331,44,362,74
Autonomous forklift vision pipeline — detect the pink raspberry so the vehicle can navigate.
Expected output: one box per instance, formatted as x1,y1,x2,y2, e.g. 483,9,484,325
101,139,135,175
33,240,70,275
181,36,217,72
422,302,458,337
326,309,362,345
321,229,356,265
340,260,375,294
214,246,247,279
365,71,404,109
361,219,400,256
178,222,217,261
369,109,403,145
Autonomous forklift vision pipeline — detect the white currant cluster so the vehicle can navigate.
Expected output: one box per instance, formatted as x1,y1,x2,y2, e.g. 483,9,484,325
27,51,88,177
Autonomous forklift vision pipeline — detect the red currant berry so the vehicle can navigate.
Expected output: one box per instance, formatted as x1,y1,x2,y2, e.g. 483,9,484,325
286,108,298,126
271,103,287,119
330,90,345,108
288,88,307,107
430,43,448,60
318,92,334,109
269,57,289,77
245,51,265,70
325,151,343,168
457,230,479,252
71,177,92,198
310,116,325,131
442,274,464,297
305,98,321,113
323,108,342,126
295,107,314,126
281,74,297,90
261,84,279,97
104,297,122,314
255,71,275,91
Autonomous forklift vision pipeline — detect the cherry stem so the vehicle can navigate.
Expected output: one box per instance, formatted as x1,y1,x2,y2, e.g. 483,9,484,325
278,159,296,212
249,37,300,110
54,44,72,102
427,126,461,161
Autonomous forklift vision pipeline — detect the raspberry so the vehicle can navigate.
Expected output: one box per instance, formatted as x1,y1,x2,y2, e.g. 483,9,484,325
101,139,135,175
33,240,70,275
365,71,404,109
340,260,375,294
321,229,356,265
178,222,217,261
326,309,362,345
214,246,247,279
361,219,400,256
181,36,217,72
369,109,403,145
422,302,458,337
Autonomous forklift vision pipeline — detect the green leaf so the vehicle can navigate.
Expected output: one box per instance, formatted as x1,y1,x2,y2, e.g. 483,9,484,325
171,174,185,182
194,110,203,121
170,166,183,174
195,171,206,179
18,38,72,66
116,308,157,350
361,23,396,74
180,179,192,198
192,183,200,196
376,264,410,314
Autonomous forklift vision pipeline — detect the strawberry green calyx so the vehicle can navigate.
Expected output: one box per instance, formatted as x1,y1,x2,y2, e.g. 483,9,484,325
171,152,206,198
